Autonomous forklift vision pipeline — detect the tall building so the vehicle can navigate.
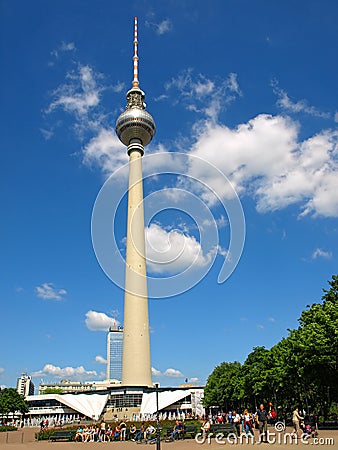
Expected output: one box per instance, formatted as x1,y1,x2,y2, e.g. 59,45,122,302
17,373,34,397
106,325,123,381
115,17,155,386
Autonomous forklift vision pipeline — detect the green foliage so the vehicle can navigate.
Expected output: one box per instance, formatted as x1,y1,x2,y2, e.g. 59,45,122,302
0,426,17,432
204,275,338,419
42,388,63,394
0,388,29,416
204,361,242,409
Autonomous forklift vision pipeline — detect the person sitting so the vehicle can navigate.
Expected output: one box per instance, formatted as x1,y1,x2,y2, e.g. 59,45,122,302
75,426,83,442
92,425,99,442
113,424,121,440
105,425,113,442
134,422,146,441
145,424,156,441
201,418,210,436
171,420,183,440
129,423,137,441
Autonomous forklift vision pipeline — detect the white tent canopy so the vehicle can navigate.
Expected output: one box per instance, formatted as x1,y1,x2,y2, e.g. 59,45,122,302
140,389,192,415
26,393,108,421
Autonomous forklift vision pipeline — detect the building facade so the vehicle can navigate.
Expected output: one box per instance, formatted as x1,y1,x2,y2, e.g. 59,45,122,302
106,326,123,381
38,379,120,395
16,373,34,397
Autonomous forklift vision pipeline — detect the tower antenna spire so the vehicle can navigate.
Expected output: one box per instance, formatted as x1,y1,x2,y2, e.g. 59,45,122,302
133,16,139,88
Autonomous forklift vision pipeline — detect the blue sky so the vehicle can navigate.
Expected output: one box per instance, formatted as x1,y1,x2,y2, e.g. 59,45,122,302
1,0,338,390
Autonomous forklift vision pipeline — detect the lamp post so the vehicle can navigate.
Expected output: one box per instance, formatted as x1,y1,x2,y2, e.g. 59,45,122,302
155,383,161,450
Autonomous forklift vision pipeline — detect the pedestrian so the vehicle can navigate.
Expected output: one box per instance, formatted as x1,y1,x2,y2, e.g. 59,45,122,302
256,404,269,443
292,407,303,437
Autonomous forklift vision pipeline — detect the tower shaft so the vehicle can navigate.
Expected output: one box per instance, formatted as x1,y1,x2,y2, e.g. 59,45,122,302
122,143,152,386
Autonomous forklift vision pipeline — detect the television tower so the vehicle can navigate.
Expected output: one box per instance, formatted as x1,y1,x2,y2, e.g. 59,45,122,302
115,17,155,386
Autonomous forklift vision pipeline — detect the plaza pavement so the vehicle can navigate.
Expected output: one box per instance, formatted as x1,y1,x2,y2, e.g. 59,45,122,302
1,427,338,449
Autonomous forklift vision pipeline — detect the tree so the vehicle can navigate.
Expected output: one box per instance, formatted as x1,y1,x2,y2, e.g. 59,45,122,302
291,275,338,417
42,388,63,394
203,275,338,419
0,388,29,419
203,361,242,410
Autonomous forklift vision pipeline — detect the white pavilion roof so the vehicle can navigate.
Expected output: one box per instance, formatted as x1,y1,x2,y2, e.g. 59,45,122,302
26,393,108,420
140,389,192,414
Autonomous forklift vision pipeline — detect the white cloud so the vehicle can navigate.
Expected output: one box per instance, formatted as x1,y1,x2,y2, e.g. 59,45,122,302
46,62,338,220
152,367,162,377
188,377,199,383
311,248,332,260
163,368,184,378
85,310,118,331
35,283,67,300
51,41,76,60
0,368,5,374
188,115,338,217
145,223,214,274
48,65,102,117
82,128,127,175
112,81,125,93
334,112,338,123
164,70,241,121
40,128,54,140
272,81,330,119
152,367,184,378
95,355,107,364
32,364,97,381
60,41,76,52
156,19,173,35
146,19,173,35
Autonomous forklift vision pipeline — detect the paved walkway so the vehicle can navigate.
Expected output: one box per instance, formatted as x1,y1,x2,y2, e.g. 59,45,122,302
0,427,337,449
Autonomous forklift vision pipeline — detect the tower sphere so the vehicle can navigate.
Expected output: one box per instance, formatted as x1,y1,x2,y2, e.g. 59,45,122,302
116,87,156,147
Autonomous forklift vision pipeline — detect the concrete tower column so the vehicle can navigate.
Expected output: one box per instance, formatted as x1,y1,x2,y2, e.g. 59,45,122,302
122,142,152,386
115,18,156,387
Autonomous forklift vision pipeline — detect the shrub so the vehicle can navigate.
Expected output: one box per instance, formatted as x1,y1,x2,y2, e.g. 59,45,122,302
0,426,17,432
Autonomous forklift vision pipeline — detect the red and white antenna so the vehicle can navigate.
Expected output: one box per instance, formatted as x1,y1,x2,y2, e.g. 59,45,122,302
133,16,139,88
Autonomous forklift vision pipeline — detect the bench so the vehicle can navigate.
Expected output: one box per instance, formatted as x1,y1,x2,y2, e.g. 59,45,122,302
210,423,236,436
49,430,76,442
163,425,197,441
182,425,198,439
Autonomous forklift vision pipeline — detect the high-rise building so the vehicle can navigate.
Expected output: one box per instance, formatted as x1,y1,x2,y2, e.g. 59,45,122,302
106,325,123,381
115,17,155,386
17,372,34,397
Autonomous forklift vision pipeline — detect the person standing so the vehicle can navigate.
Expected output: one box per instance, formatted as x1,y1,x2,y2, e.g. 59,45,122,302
119,421,127,440
99,421,106,442
233,411,241,437
292,407,303,437
256,404,269,443
243,409,254,437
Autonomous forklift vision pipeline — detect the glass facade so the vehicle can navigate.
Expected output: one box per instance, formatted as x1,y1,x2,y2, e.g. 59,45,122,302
106,327,123,381
107,393,143,408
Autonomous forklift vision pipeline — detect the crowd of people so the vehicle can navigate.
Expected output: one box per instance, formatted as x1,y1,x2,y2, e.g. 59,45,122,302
74,421,159,443
74,421,130,442
38,404,319,444
201,404,318,443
